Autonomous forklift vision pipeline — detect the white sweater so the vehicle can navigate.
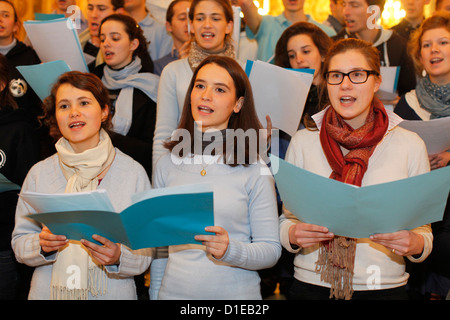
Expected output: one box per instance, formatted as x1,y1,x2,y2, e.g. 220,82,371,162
279,108,433,291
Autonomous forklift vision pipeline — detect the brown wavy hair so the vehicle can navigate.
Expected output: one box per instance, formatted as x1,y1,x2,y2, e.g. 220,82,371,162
99,13,154,72
274,21,332,69
41,71,112,132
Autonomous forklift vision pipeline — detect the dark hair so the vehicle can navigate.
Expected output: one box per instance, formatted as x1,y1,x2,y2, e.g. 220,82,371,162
166,0,190,23
408,11,450,75
0,54,18,110
311,38,381,130
365,0,386,8
275,22,332,69
188,0,233,23
164,55,264,166
41,71,112,132
100,14,154,71
111,0,125,10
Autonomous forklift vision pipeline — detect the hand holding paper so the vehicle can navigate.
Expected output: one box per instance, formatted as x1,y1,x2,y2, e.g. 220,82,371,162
24,184,215,249
271,155,450,238
195,226,229,259
369,229,426,256
81,234,122,266
39,225,68,254
288,222,334,249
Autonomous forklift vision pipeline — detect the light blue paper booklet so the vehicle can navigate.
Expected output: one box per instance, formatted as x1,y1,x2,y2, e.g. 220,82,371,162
17,60,71,101
0,173,20,193
34,13,65,21
22,184,214,249
270,155,450,238
23,18,88,72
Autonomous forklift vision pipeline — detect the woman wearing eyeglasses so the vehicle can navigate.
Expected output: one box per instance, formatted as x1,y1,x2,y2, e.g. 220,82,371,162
279,38,432,300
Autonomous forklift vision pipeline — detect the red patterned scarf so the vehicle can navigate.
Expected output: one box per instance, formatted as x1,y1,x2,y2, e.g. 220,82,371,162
316,97,388,299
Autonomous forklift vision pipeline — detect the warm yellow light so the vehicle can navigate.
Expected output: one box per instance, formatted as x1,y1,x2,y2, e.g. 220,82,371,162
381,0,405,28
253,0,271,15
251,0,427,28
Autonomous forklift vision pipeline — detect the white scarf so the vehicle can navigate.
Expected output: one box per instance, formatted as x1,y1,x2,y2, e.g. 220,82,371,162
102,57,159,135
50,129,115,299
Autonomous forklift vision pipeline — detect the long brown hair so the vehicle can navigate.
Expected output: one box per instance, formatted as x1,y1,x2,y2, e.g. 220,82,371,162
164,55,263,166
41,71,112,131
274,22,332,69
99,13,154,72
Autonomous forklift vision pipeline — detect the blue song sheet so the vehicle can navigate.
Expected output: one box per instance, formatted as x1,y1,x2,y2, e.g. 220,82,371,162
0,173,20,193
17,60,71,102
22,184,214,249
270,155,450,238
33,13,65,21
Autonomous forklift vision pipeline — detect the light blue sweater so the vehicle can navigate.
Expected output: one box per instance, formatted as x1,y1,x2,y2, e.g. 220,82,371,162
151,153,281,299
11,149,154,300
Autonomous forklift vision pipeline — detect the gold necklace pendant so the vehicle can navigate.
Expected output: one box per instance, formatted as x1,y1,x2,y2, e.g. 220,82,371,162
200,169,206,176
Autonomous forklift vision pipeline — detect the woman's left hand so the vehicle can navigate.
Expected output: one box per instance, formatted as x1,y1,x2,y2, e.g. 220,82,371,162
195,226,229,260
429,151,450,170
81,234,121,266
369,230,424,256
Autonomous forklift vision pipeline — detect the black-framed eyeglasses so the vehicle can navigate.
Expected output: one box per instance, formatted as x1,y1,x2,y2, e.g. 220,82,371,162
325,69,379,85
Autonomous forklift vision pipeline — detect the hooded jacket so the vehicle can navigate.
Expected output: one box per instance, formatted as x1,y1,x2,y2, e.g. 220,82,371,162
5,41,42,123
0,106,40,251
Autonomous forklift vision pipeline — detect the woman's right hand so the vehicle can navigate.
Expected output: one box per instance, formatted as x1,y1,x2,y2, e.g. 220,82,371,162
39,226,68,253
288,222,334,248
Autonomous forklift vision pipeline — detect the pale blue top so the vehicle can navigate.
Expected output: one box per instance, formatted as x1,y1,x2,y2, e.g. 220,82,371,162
151,153,281,299
139,13,173,61
11,150,154,300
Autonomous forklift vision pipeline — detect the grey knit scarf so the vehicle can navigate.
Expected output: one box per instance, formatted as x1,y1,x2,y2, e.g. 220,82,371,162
416,75,450,119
